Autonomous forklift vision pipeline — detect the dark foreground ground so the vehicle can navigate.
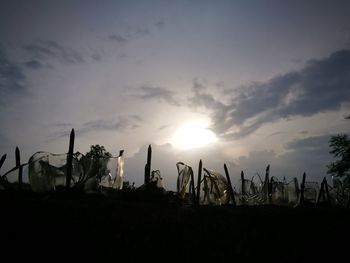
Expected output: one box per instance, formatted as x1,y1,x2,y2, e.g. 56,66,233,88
1,189,349,262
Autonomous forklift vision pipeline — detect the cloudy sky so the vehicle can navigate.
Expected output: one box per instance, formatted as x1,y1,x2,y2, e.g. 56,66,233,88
1,0,350,190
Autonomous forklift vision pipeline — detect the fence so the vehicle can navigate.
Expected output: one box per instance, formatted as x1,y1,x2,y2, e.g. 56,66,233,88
0,129,124,194
1,129,349,208
176,161,350,208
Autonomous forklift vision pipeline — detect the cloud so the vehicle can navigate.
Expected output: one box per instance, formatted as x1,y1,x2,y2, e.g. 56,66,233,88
158,124,171,131
23,40,85,64
0,45,27,104
50,116,142,140
107,26,150,45
279,135,333,181
189,78,229,133
154,20,165,29
235,135,333,183
189,49,350,139
135,85,180,106
285,135,331,151
81,116,141,133
24,60,42,70
90,53,103,61
108,34,128,44
134,27,150,38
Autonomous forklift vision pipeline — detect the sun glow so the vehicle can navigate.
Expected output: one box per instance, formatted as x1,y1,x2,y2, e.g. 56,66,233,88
172,121,217,150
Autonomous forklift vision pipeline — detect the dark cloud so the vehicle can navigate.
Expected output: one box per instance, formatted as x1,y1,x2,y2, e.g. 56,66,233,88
279,135,333,181
236,135,333,183
189,50,350,139
285,135,331,151
154,20,165,29
50,116,142,140
24,60,42,70
108,34,128,44
0,45,27,104
266,131,288,138
82,116,141,133
130,115,143,122
80,117,141,135
189,79,229,133
107,27,150,46
266,130,310,138
23,40,85,64
192,78,208,93
135,85,180,106
134,27,150,37
90,53,102,61
158,124,171,131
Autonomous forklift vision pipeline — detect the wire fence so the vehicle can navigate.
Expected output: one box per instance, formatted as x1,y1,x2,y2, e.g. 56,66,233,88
177,162,350,208
0,151,124,193
1,139,349,208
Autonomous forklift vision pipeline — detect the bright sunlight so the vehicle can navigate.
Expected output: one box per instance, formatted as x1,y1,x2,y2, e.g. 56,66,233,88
172,121,217,150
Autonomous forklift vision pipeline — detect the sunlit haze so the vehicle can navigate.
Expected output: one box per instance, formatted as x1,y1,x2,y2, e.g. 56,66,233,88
172,121,217,150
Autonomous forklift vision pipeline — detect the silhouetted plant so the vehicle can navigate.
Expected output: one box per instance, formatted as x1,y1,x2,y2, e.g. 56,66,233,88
84,144,112,180
0,154,7,188
327,134,350,178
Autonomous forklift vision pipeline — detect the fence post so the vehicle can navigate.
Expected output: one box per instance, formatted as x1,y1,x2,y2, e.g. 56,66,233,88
299,172,306,206
293,177,299,202
241,171,246,205
317,177,331,206
189,167,196,205
241,171,245,195
282,176,286,202
66,129,75,191
15,147,22,191
316,177,325,205
224,163,236,206
324,177,330,205
268,178,273,205
144,145,152,185
264,165,270,204
0,154,7,188
196,159,202,206
0,154,6,170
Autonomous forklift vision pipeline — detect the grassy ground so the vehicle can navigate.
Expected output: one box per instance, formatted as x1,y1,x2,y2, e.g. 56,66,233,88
0,189,349,262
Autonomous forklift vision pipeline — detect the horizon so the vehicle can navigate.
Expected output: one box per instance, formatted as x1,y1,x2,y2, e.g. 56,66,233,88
1,0,350,191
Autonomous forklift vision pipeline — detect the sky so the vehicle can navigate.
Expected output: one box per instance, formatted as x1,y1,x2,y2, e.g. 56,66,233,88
1,0,350,190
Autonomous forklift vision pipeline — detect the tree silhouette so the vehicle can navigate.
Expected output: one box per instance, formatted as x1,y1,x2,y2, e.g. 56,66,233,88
84,144,112,180
85,144,112,159
327,116,350,177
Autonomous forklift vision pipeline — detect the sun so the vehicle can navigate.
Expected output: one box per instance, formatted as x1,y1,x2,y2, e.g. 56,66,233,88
172,121,217,150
